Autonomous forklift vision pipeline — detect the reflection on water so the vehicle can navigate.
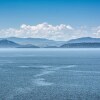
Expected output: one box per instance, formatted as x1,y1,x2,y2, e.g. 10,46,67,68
0,48,100,100
33,78,53,86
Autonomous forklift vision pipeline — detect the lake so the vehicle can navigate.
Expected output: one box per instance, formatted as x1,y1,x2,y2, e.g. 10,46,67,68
0,48,100,100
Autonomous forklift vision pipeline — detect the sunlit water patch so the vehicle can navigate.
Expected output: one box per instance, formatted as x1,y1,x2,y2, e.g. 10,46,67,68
33,78,53,86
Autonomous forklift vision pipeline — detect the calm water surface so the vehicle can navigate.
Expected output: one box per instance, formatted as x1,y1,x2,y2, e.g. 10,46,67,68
0,48,100,100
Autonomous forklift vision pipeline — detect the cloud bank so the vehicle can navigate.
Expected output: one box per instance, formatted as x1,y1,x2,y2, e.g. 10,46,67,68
0,22,100,41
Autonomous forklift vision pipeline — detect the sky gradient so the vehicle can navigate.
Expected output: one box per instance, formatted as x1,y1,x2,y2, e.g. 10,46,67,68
0,0,100,40
0,0,100,28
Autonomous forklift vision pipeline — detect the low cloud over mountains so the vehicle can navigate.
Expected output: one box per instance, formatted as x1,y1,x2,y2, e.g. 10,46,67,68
0,23,100,41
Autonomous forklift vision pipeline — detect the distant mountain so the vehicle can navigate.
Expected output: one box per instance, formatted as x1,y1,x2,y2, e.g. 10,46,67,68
0,39,20,48
67,37,100,43
1,37,100,48
44,46,58,48
0,37,64,47
0,39,39,48
61,43,100,48
60,37,100,48
18,44,39,48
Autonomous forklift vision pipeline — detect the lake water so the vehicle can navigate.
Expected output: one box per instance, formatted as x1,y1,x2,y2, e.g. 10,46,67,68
0,48,100,100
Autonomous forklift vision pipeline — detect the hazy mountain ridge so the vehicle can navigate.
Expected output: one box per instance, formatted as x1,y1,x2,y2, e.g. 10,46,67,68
61,43,100,48
0,39,20,48
61,37,100,48
0,39,39,48
0,37,100,48
67,37,100,43
0,37,64,47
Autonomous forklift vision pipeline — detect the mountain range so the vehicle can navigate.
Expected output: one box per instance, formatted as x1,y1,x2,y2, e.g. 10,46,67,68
0,39,39,48
0,37,63,47
67,37,100,43
0,37,100,48
61,37,100,48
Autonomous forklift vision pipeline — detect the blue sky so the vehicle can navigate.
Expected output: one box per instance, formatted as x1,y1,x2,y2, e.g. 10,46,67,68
0,0,100,28
0,0,100,40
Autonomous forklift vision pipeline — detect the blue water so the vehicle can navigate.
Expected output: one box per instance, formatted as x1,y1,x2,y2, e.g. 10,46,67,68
0,48,100,100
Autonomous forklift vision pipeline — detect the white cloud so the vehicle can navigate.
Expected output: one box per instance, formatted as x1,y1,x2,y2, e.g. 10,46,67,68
0,23,100,41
